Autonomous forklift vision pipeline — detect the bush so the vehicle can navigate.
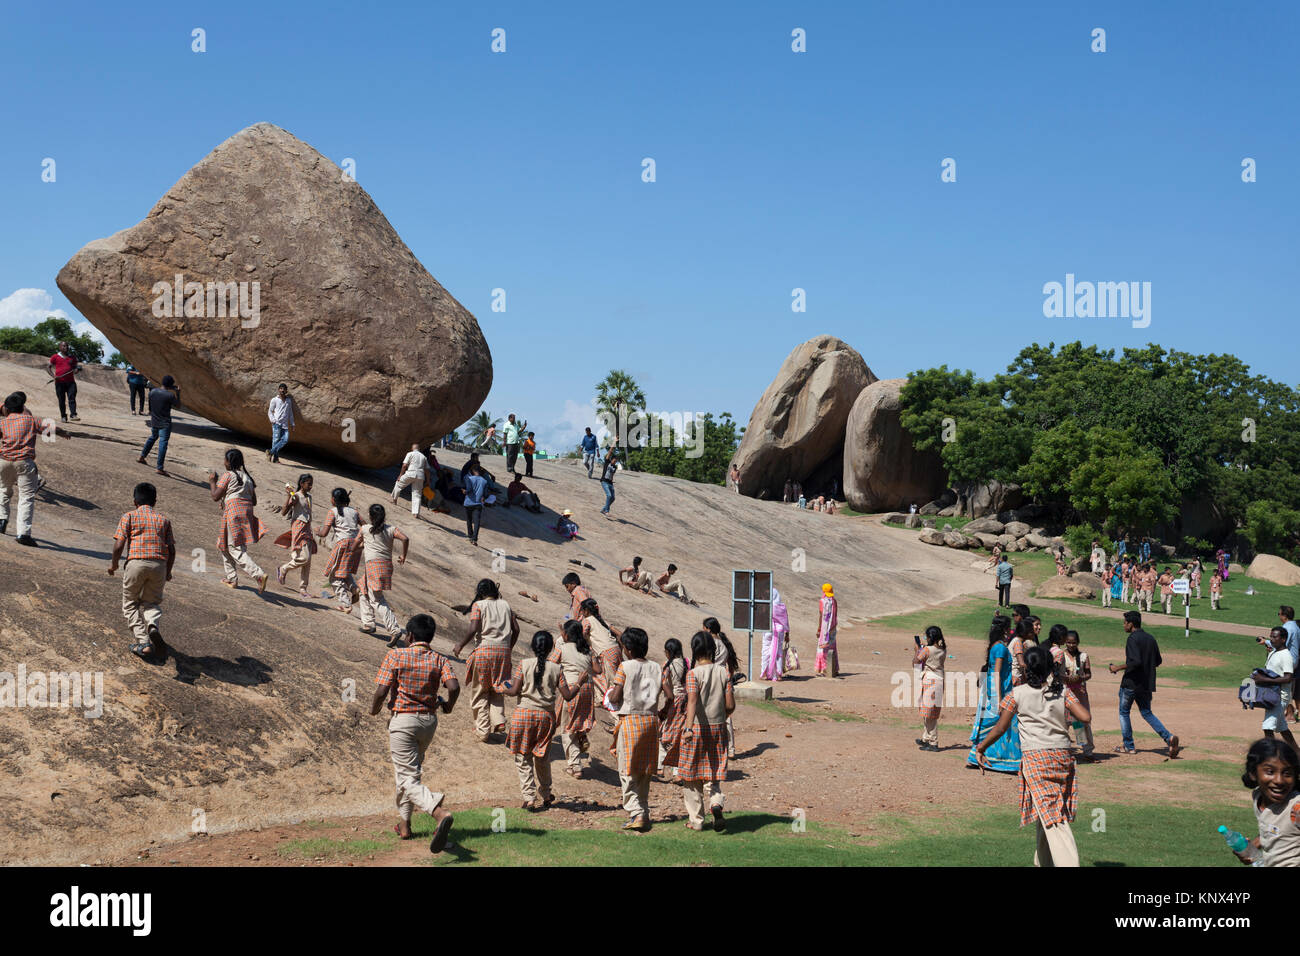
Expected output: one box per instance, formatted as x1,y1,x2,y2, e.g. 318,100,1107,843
1242,501,1300,563
1064,523,1101,560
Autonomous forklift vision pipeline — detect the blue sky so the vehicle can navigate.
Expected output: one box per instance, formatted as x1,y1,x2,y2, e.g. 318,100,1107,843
2,1,1296,454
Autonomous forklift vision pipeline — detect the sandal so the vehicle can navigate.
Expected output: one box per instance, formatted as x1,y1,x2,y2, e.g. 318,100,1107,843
358,626,376,634
622,817,646,831
429,815,454,854
711,806,727,831
223,579,238,589
257,574,269,593
1113,745,1136,754
129,642,158,662
684,822,703,831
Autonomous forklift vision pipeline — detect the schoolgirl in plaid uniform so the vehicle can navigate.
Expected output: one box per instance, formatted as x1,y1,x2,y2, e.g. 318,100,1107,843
658,638,688,775
976,644,1090,867
579,598,620,695
452,578,519,741
356,503,409,646
276,473,316,597
494,630,589,808
551,620,596,776
318,487,362,613
207,448,267,591
678,630,734,831
912,626,946,750
607,627,663,832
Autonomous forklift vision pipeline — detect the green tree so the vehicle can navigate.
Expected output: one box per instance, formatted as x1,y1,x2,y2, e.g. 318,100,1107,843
0,317,104,364
463,411,502,452
1242,501,1300,562
594,370,646,447
106,351,128,369
624,412,740,485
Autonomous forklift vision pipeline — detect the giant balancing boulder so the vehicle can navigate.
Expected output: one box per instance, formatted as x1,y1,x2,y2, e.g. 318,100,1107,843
843,378,947,512
56,123,491,468
731,335,875,499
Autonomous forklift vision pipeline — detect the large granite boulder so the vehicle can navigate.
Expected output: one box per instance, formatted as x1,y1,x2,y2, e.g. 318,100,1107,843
958,480,1024,517
972,532,1002,550
964,516,1006,535
1002,521,1032,538
919,528,946,546
56,123,491,468
1037,576,1097,599
1246,555,1300,586
842,378,946,512
731,336,875,499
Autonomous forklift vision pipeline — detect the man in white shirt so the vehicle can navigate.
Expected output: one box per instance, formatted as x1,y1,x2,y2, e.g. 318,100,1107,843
502,414,521,474
391,444,432,516
1258,626,1297,753
267,383,295,463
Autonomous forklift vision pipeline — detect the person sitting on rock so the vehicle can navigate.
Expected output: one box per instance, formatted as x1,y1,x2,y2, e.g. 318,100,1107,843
619,556,653,592
506,473,541,513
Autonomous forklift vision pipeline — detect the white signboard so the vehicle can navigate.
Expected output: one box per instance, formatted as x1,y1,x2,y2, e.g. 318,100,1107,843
1171,579,1190,595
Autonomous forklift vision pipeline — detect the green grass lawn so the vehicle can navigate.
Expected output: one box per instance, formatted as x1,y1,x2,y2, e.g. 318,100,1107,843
280,803,1250,867
881,514,972,531
872,597,1260,690
1042,573,1298,633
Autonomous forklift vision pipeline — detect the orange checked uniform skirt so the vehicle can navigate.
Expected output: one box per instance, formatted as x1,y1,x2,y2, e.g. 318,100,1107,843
1019,748,1077,828
362,557,393,593
561,681,595,734
595,646,622,694
507,707,557,758
217,500,262,551
677,721,728,783
466,645,513,689
617,714,659,777
659,692,688,767
323,536,362,580
290,518,317,554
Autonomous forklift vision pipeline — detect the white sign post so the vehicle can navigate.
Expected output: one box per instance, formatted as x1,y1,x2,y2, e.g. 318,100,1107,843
1172,579,1191,636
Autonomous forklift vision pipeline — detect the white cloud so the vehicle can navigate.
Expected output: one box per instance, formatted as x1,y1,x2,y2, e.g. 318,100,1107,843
0,288,111,353
535,398,602,456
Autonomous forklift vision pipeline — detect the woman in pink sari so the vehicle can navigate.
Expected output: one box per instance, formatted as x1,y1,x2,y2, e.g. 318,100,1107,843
816,583,838,678
760,588,788,681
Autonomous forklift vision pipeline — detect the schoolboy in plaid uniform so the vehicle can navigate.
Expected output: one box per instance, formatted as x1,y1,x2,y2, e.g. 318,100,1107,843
1,391,70,545
108,482,176,660
370,614,458,852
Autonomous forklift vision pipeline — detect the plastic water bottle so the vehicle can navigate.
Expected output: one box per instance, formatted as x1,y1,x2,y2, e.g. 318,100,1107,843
1218,825,1255,862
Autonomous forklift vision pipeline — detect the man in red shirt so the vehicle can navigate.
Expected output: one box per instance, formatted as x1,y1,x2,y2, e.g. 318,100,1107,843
1,391,71,546
47,342,81,422
108,482,177,662
371,613,459,853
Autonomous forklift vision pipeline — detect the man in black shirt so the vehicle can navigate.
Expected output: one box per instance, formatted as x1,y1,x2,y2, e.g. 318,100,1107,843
137,376,180,477
1108,610,1181,757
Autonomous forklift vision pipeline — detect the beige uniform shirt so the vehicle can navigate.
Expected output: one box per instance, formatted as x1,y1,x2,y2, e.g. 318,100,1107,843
556,643,592,684
1010,683,1073,751
617,658,662,716
518,658,562,712
1255,789,1300,867
474,598,514,648
691,662,729,725
361,524,395,563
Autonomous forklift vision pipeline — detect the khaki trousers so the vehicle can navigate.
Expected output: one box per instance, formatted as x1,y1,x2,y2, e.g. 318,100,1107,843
921,716,939,746
470,679,506,739
662,579,690,601
332,575,357,609
1033,820,1080,867
1161,594,1173,614
392,473,423,516
220,546,264,583
683,780,723,827
514,752,553,803
561,732,585,769
122,559,166,643
359,588,402,637
620,771,651,818
280,548,311,588
1071,720,1095,755
1101,589,1112,608
0,458,38,538
388,712,444,823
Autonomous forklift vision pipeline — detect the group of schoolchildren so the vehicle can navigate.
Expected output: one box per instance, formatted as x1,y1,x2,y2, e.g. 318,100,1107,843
371,570,744,853
1100,555,1223,613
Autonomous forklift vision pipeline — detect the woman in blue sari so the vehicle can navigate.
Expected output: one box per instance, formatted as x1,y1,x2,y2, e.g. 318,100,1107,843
967,615,1021,772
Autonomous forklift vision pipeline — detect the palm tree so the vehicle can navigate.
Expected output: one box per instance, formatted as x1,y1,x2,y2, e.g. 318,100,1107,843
595,370,646,447
464,410,502,452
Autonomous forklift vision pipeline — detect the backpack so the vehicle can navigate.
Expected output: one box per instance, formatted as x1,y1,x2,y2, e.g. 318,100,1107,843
1239,670,1282,710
